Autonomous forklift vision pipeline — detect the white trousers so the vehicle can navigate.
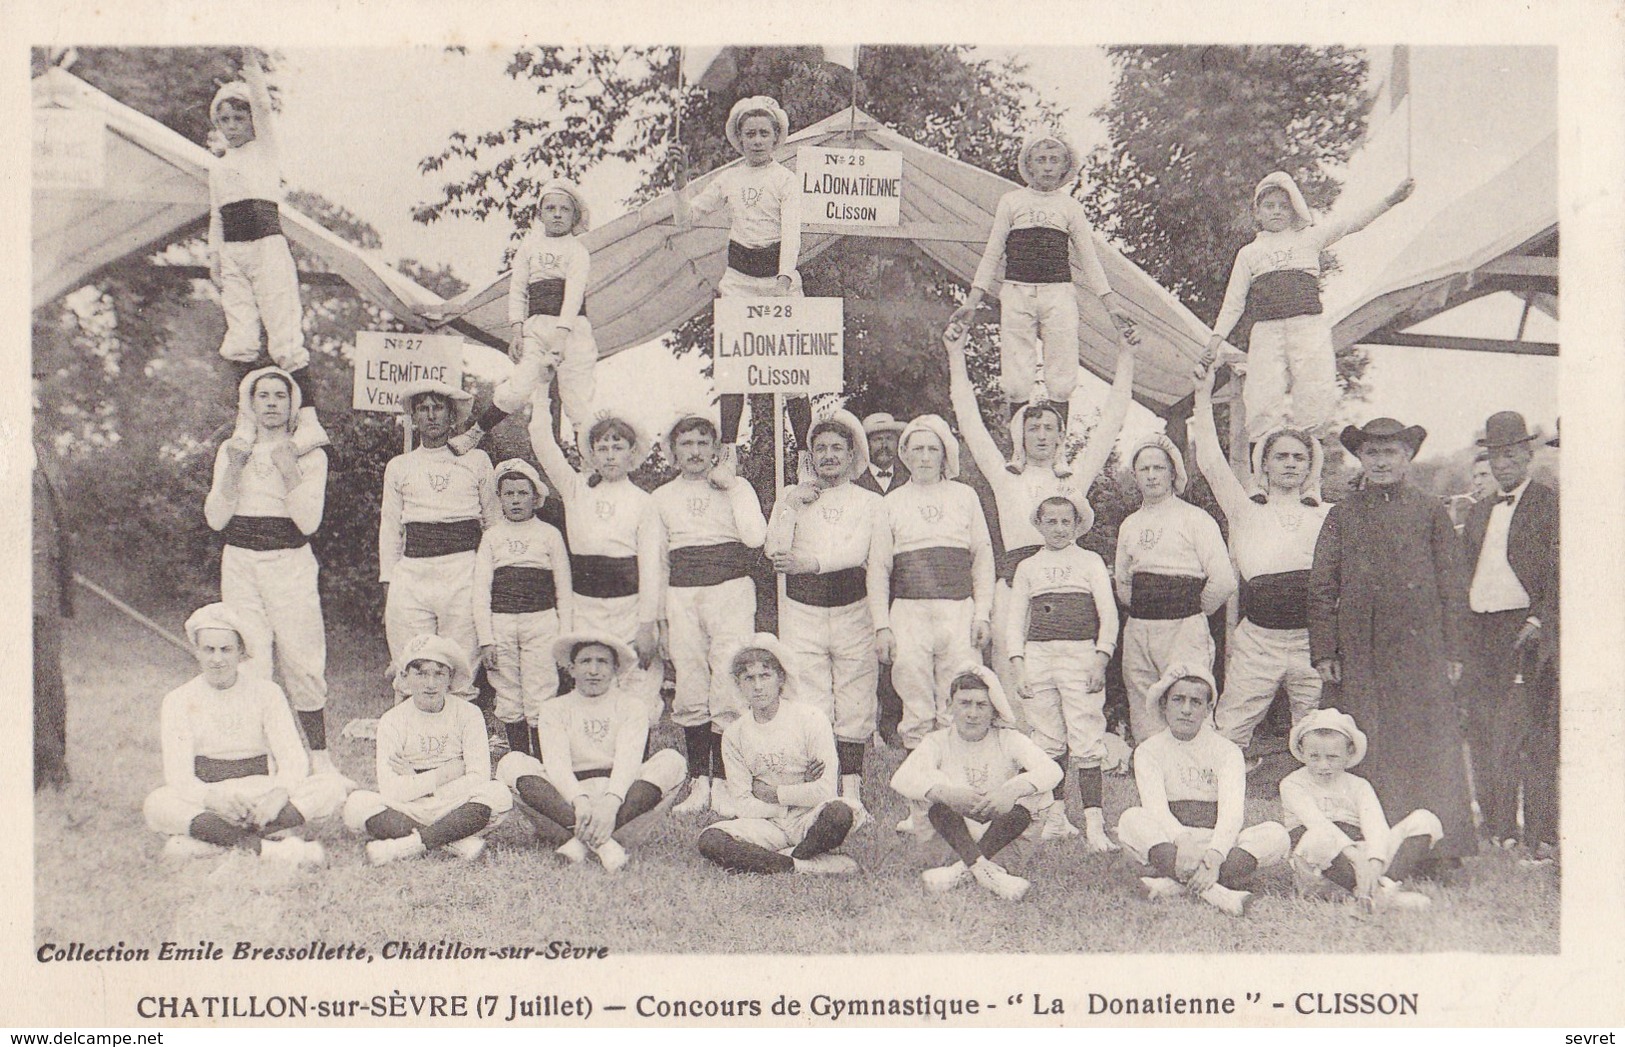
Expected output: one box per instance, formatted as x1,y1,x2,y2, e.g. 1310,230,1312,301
782,597,878,744
998,281,1080,403
497,749,687,801
218,235,307,370
890,598,977,750
1122,614,1215,742
385,552,479,692
342,778,513,833
494,316,598,431
1211,619,1322,748
487,609,562,726
144,773,349,835
1116,807,1290,873
222,544,327,712
667,577,755,730
1244,314,1338,438
1292,810,1443,874
575,593,664,726
717,268,803,298
1020,640,1107,765
989,581,1026,727
712,799,843,850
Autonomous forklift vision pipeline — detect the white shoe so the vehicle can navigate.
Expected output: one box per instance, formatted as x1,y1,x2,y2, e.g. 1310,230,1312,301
1041,803,1082,840
1140,876,1185,901
1376,877,1431,911
839,776,870,831
261,837,326,868
971,857,1030,901
164,835,226,860
1081,807,1119,852
793,853,858,876
921,861,968,893
895,812,920,834
594,838,629,874
555,837,589,864
1199,882,1253,917
292,407,331,453
447,423,485,456
309,749,355,788
366,834,425,867
673,777,712,815
443,836,486,861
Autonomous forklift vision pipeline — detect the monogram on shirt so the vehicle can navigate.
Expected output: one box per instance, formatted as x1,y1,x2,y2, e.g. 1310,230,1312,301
428,472,451,493
741,185,764,208
918,503,943,523
1137,526,1164,550
593,499,615,521
685,495,711,518
417,732,451,759
1041,564,1073,584
538,250,565,270
963,763,991,790
819,504,844,525
1177,765,1217,793
580,716,611,744
1012,204,1065,230
506,538,530,556
752,749,790,776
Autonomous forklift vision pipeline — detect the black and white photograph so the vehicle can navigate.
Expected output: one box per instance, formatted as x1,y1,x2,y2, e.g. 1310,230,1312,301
11,0,1625,1031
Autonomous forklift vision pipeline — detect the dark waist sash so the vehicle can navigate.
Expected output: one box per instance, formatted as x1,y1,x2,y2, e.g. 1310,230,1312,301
669,542,752,588
571,554,639,600
1003,226,1074,284
727,240,781,279
223,515,307,551
1289,821,1363,844
786,566,867,609
195,754,270,783
526,277,586,319
1240,569,1310,630
892,547,975,602
402,519,483,559
1168,799,1219,830
1246,269,1323,322
1026,590,1101,643
1130,573,1205,621
490,565,558,614
996,544,1043,583
220,199,284,242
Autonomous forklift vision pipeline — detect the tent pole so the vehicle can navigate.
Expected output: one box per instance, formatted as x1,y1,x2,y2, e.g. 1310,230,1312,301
773,392,787,626
848,46,860,140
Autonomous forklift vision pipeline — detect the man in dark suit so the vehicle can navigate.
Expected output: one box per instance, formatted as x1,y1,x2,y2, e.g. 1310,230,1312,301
854,413,911,496
854,413,909,745
1461,411,1559,860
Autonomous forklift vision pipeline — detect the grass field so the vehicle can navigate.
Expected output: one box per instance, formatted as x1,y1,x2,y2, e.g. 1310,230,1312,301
35,595,1560,954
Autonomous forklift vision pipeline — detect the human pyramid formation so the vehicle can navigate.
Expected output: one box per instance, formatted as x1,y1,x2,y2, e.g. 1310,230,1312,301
145,71,1560,919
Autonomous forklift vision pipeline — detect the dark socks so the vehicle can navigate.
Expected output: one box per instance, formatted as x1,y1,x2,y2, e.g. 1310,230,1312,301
709,730,725,777
613,780,664,829
1147,841,1179,879
189,812,252,851
719,394,744,445
928,803,984,867
296,710,327,752
515,775,577,829
419,802,492,850
1217,847,1259,890
1324,853,1360,893
1076,766,1103,809
836,741,866,777
791,803,854,860
698,827,795,874
683,726,712,778
1386,834,1435,883
505,720,532,757
260,803,306,836
364,809,423,841
529,726,541,760
787,397,812,449
978,807,1033,859
1052,752,1070,801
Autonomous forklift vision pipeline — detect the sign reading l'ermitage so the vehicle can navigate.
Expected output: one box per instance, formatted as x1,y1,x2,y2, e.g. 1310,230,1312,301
713,298,845,396
352,331,466,412
34,109,106,189
798,147,903,227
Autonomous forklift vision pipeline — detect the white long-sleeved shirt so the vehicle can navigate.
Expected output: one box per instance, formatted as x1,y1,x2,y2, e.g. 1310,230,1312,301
159,674,308,804
718,700,839,819
651,475,767,614
506,230,590,325
891,725,1061,802
1188,409,1328,582
868,480,995,628
1006,545,1118,658
1114,497,1237,614
473,517,573,645
685,161,802,279
529,414,662,622
378,446,498,582
374,695,492,804
1131,724,1246,856
1279,766,1393,860
204,442,327,536
971,187,1111,296
208,65,282,256
764,480,883,578
538,690,650,802
1212,200,1389,340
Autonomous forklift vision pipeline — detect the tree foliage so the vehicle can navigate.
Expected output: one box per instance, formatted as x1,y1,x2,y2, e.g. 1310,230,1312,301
1082,46,1375,395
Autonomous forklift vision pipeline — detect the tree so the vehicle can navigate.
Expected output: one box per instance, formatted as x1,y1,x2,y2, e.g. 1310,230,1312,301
1082,46,1375,397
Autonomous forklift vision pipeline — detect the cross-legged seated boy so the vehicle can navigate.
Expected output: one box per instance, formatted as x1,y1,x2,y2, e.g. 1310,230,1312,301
697,634,858,876
1116,666,1289,917
1280,708,1441,911
496,631,686,873
343,634,512,865
144,603,346,865
891,665,1060,901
